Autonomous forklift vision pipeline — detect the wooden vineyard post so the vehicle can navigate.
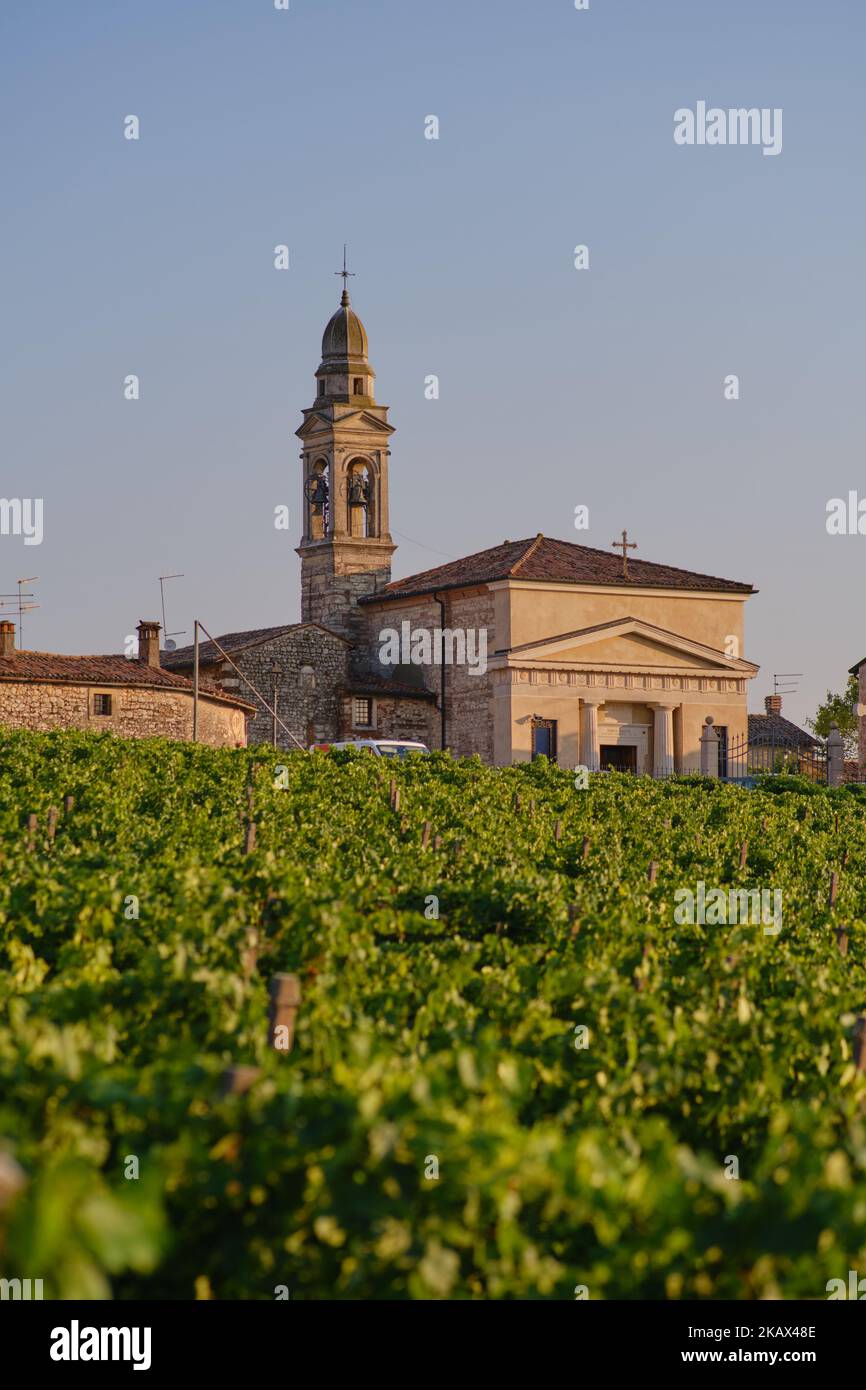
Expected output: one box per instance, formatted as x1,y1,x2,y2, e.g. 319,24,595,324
647,861,658,885
269,973,301,1053
63,795,75,816
739,841,748,870
46,807,58,842
854,1016,866,1073
220,1064,261,1097
25,813,37,850
241,928,260,979
554,819,563,842
835,927,849,957
242,774,256,852
421,821,431,849
635,944,650,992
389,780,401,812
581,836,590,861
512,792,521,813
529,799,536,816
829,872,839,909
433,834,443,851
568,904,579,938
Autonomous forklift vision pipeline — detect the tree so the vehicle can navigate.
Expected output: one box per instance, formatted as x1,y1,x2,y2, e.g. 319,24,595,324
807,673,859,759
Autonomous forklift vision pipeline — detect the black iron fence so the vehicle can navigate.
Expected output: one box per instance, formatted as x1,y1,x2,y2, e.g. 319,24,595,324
723,733,827,784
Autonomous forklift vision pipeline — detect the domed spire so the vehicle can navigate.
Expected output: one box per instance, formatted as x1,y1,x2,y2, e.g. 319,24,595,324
320,295,369,363
315,248,375,402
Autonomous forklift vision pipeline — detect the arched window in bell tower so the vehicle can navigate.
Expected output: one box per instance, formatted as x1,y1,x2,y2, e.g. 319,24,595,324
305,458,330,539
347,459,373,538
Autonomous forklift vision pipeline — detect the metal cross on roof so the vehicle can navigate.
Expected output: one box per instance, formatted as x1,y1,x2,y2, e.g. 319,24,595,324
611,529,637,578
335,244,355,289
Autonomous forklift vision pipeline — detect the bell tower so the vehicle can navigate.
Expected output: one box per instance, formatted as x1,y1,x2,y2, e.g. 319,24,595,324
295,262,396,644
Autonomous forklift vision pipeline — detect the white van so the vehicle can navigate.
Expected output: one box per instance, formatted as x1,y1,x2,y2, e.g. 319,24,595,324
309,738,430,758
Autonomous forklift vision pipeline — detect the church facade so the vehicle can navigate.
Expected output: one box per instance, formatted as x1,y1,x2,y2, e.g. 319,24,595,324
166,286,760,770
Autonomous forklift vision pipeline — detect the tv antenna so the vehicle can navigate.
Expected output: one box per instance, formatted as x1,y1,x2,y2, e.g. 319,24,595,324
0,577,40,646
159,574,186,652
774,672,802,697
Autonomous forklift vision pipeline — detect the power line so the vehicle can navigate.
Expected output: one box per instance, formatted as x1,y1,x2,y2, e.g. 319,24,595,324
392,529,458,561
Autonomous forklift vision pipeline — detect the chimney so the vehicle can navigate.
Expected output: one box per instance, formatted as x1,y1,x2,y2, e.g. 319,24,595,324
765,694,782,716
137,620,161,669
0,621,14,658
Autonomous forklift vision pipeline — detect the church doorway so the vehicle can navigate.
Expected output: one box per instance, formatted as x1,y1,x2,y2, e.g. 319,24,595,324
600,744,637,773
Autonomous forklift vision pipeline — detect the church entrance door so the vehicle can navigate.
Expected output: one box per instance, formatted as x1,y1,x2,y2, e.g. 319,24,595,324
600,744,637,773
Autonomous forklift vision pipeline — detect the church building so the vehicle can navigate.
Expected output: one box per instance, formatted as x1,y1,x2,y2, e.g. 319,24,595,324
165,282,760,770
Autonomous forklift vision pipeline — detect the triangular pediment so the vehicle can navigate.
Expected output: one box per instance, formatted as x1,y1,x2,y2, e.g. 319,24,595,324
500,617,757,673
296,409,394,440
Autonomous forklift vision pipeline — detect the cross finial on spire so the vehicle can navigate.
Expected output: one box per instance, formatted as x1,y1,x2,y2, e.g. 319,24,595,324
611,529,637,578
335,244,355,304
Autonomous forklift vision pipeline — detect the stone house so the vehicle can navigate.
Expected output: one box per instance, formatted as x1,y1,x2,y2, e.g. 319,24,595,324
157,280,760,768
747,694,820,756
161,621,437,750
0,620,253,746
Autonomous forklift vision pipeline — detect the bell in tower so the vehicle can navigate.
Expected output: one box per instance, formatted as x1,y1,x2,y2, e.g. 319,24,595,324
295,255,396,643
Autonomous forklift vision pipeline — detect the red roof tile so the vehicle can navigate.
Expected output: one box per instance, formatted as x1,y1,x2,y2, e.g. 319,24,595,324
162,622,347,670
361,535,755,603
0,651,255,710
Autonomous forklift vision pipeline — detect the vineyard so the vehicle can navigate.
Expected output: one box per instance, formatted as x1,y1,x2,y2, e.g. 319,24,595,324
2,727,866,1300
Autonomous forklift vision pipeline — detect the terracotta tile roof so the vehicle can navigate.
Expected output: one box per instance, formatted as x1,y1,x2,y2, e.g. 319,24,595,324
360,535,755,603
0,651,256,711
162,624,299,669
747,712,820,749
343,674,437,701
162,622,347,670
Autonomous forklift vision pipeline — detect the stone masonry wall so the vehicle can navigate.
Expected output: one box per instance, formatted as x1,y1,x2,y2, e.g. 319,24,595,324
439,588,496,762
339,694,439,746
0,682,246,747
301,548,393,654
360,587,496,759
225,627,350,750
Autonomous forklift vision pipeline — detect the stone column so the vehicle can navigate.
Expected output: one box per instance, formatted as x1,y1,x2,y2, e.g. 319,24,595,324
580,696,603,772
650,702,677,777
827,721,844,788
700,715,719,778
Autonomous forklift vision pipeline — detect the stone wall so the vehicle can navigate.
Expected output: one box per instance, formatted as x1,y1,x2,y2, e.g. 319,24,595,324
339,693,439,746
361,587,496,758
299,544,394,651
440,589,496,761
218,627,350,750
0,681,246,747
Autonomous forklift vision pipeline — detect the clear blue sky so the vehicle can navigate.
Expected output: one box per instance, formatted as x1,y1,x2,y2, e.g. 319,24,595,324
2,0,863,727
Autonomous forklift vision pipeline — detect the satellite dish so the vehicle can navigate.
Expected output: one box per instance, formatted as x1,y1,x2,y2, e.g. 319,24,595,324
165,638,177,652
